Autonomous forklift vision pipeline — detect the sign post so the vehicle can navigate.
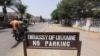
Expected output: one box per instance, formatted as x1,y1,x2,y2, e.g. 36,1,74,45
23,32,82,56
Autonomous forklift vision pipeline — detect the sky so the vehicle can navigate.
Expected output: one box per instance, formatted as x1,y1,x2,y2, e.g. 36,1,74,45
0,0,61,19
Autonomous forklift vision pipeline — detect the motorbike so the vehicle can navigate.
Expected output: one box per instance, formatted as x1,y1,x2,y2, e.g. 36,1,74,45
13,23,29,42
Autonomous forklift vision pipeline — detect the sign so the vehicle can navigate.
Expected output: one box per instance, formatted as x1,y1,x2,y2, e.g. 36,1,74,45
23,32,82,56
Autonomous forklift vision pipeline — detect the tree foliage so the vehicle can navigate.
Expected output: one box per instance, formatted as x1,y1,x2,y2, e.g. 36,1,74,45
0,0,16,22
51,0,100,21
51,9,59,20
9,2,27,20
15,3,27,15
26,13,31,19
0,0,14,6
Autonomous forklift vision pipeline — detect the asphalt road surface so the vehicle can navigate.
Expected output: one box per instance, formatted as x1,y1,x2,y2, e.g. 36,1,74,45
0,22,100,56
0,22,49,56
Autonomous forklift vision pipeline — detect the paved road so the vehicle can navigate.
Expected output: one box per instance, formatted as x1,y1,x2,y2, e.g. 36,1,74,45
44,24,100,56
0,22,49,56
0,23,100,56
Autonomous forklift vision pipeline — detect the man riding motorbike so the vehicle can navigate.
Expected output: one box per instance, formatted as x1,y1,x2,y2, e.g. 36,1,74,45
10,18,23,41
10,18,28,41
10,18,22,33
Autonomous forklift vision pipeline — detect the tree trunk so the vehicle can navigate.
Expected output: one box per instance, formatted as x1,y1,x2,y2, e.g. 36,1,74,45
20,14,23,20
3,4,8,22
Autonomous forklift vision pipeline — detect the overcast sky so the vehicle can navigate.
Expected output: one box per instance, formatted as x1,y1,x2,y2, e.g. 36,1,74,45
0,0,61,19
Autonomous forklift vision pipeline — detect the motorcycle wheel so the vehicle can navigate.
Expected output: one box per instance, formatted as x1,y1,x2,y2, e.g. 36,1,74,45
15,34,21,42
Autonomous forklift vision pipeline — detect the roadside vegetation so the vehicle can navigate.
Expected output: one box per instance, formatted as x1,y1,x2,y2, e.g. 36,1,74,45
51,0,100,26
0,0,32,28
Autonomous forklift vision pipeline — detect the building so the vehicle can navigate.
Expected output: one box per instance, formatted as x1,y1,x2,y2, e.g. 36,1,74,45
0,12,41,24
0,12,18,22
28,16,41,24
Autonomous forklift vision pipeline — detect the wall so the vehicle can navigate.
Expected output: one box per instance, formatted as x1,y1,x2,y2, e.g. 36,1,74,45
72,18,100,32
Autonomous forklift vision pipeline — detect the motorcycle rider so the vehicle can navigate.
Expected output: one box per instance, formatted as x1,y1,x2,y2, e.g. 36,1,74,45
10,18,22,39
18,18,29,31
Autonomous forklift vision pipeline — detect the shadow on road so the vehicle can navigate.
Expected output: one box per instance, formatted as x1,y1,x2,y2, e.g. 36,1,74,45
11,41,21,48
0,31,9,33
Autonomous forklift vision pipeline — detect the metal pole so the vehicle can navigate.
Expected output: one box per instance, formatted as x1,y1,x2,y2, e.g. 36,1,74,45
23,39,27,56
77,41,82,56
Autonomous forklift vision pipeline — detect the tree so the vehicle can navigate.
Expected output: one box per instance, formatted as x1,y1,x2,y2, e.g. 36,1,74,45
78,0,100,18
54,0,80,26
39,16,45,22
51,0,100,22
51,9,59,23
26,13,32,24
10,2,27,20
0,0,14,22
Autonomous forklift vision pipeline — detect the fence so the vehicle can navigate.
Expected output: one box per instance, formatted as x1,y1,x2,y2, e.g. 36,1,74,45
90,19,100,32
72,18,100,32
